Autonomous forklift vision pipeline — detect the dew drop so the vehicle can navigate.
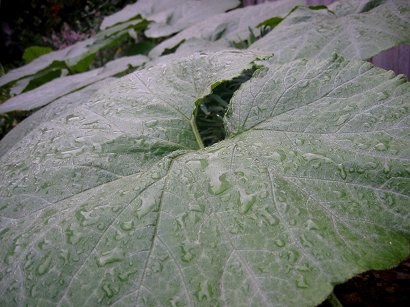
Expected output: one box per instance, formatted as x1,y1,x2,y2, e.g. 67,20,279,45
298,80,309,88
36,254,52,276
374,142,387,151
238,191,256,214
260,208,279,226
302,153,333,163
274,239,285,247
145,119,158,128
337,164,347,180
102,283,115,298
208,173,230,195
296,275,308,288
305,219,319,230
120,220,134,231
196,280,212,301
272,149,287,161
96,247,124,267
180,245,194,262
135,195,156,218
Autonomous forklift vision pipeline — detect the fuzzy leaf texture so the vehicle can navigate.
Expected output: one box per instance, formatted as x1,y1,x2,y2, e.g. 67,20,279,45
0,51,409,306
250,0,410,62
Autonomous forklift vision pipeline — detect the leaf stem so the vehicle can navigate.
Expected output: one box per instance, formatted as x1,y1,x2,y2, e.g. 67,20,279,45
326,292,343,307
190,113,204,149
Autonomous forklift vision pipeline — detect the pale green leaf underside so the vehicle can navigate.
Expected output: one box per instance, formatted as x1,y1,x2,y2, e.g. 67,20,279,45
0,78,115,157
0,19,146,88
1,52,409,306
148,0,302,58
0,51,259,218
100,0,188,30
250,0,410,62
0,55,149,113
0,38,95,88
100,0,239,38
144,0,240,38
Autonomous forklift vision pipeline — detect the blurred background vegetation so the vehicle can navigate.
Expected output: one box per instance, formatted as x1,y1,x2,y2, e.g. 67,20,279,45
0,0,137,138
0,0,135,69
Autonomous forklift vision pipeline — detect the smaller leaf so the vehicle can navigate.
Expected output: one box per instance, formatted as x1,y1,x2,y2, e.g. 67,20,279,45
23,46,53,64
256,16,284,29
0,55,149,113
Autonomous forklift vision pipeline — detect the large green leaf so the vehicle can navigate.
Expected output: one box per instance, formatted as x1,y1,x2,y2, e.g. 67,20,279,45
100,0,240,38
0,78,115,157
0,19,148,89
0,38,95,88
0,55,149,113
148,0,302,58
250,0,410,62
144,0,240,38
0,51,259,217
0,52,409,306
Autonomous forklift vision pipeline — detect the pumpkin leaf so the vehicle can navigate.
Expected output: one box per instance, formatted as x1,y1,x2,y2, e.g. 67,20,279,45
250,0,410,62
0,52,409,306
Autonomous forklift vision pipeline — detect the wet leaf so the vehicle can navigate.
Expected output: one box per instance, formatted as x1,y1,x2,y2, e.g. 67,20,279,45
0,52,409,306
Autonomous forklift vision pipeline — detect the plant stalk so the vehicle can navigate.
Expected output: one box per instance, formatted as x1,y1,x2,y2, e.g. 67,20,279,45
326,292,343,307
190,115,204,150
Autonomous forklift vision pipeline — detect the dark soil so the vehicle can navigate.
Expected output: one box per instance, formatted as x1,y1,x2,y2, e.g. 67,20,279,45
320,257,410,306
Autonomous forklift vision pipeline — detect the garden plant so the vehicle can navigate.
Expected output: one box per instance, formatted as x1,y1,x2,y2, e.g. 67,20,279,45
0,0,409,306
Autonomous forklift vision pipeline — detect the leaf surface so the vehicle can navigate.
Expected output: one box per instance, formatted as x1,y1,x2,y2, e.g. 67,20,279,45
0,78,115,157
0,38,95,88
148,0,302,58
0,53,409,306
250,0,410,62
0,55,149,113
100,0,240,38
0,51,258,218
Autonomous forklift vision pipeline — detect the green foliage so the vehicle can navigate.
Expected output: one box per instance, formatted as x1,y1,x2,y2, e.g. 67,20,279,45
0,1,409,306
22,46,53,64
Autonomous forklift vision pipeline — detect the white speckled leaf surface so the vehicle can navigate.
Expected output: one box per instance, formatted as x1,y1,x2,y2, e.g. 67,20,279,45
0,52,409,306
250,0,410,62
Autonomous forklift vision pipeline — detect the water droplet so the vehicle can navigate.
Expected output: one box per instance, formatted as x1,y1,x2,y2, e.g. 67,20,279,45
65,114,80,123
208,173,230,195
120,220,134,231
337,164,347,180
36,254,52,276
196,280,212,301
145,119,158,128
30,285,37,298
302,153,333,164
176,212,188,229
181,245,194,262
274,239,285,247
75,209,98,226
260,208,279,226
305,219,319,230
102,283,117,298
296,275,308,288
295,139,304,146
135,195,156,218
151,172,161,180
383,163,391,174
238,190,256,214
272,149,287,161
96,247,124,267
374,142,387,151
298,80,309,88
